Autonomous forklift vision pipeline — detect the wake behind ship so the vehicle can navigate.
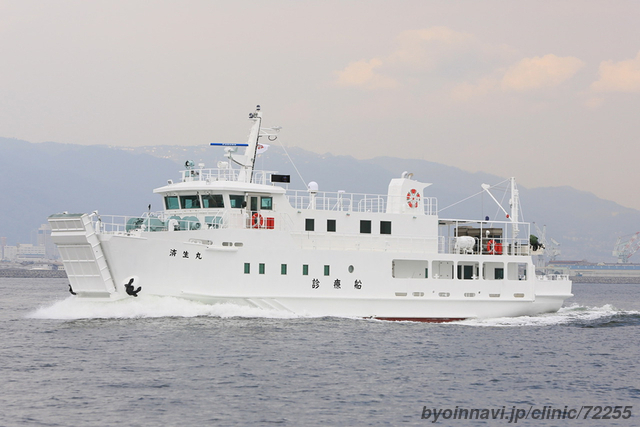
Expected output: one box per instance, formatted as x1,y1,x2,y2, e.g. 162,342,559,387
49,106,572,321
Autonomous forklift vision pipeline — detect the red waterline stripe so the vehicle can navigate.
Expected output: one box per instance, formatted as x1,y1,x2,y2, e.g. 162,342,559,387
373,317,467,323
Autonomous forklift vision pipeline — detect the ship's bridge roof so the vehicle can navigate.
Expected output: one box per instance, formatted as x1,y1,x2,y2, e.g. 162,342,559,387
153,167,287,195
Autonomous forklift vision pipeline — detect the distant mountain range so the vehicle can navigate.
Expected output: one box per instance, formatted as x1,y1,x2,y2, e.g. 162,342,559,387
2,137,638,262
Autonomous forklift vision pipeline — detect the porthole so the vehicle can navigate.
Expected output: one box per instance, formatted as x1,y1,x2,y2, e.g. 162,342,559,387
348,265,354,273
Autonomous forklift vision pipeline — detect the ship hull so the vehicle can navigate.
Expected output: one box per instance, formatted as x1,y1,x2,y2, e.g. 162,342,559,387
50,214,572,321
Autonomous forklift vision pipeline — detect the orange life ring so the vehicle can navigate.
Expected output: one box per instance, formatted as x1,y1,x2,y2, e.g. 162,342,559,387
252,212,264,228
486,240,503,255
406,188,421,208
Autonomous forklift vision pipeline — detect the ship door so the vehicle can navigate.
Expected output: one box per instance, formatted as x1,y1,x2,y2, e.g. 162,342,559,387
250,196,263,228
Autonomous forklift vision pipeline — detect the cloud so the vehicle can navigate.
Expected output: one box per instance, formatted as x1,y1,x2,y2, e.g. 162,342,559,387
590,51,640,93
334,26,487,90
501,54,585,91
451,54,585,101
389,27,475,68
451,76,498,101
335,58,398,90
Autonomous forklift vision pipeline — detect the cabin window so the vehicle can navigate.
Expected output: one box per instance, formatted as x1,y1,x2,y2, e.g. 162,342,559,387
432,260,454,279
281,264,287,275
457,262,479,280
305,219,315,231
250,197,258,211
327,219,336,232
302,264,309,275
483,262,504,280
259,263,265,274
261,197,273,210
244,263,250,274
508,262,528,280
360,220,372,234
180,195,201,209
324,265,330,276
380,221,392,235
229,195,245,208
164,196,179,210
202,194,224,208
392,259,429,278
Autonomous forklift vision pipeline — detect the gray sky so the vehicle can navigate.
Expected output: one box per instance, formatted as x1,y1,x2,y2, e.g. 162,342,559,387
2,1,639,209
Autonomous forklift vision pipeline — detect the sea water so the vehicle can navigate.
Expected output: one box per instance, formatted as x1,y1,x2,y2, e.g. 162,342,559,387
1,278,638,426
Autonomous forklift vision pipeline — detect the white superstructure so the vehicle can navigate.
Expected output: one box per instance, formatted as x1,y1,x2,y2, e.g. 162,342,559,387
49,106,572,321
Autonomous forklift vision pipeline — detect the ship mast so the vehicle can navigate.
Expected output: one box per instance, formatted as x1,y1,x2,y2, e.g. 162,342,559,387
210,105,280,183
234,105,263,183
482,177,521,239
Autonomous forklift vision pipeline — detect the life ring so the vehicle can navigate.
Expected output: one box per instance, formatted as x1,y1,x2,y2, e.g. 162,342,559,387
406,188,421,208
486,240,503,255
252,212,264,228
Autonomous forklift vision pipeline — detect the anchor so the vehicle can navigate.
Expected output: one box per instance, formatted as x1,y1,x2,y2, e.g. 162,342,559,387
68,284,77,295
124,278,142,297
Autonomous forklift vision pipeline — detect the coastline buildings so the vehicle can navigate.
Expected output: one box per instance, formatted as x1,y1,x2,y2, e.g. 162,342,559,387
1,224,59,263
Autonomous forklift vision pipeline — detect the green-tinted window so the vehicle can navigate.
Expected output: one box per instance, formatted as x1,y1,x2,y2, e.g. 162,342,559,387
380,221,392,235
180,195,201,209
202,194,224,208
425,268,429,279
281,264,287,275
261,197,273,210
327,219,336,232
360,220,371,234
244,263,250,274
324,265,330,276
305,218,315,231
165,196,179,210
229,195,245,208
259,263,265,274
302,265,309,276
495,268,504,280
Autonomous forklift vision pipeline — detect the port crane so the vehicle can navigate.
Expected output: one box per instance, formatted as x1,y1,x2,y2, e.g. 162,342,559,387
612,232,640,263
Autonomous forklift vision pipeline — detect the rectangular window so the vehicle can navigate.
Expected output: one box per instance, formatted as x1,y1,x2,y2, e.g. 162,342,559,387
259,263,265,274
244,263,250,274
229,195,245,209
261,197,273,210
360,220,372,234
327,219,336,232
324,265,330,276
305,218,315,231
302,264,309,276
250,197,258,211
495,268,504,280
201,194,224,208
164,196,179,210
380,221,392,235
180,195,201,209
281,264,287,275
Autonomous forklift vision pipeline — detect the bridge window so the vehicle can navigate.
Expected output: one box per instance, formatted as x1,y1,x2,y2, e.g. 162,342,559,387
202,194,224,208
180,195,200,209
261,197,273,210
164,196,179,210
229,195,245,208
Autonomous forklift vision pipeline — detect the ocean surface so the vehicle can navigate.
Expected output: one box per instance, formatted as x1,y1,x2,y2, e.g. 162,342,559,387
1,278,639,426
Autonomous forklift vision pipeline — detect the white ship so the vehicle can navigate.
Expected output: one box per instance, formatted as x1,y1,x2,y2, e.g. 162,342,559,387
49,106,572,321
